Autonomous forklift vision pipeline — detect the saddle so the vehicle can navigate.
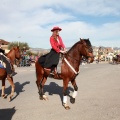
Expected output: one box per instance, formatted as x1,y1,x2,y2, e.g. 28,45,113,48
44,59,62,79
0,53,7,68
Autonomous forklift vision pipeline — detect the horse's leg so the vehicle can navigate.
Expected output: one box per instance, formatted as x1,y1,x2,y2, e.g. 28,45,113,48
35,61,49,100
63,79,70,110
36,73,48,100
36,76,44,100
7,75,15,102
1,79,7,98
36,73,42,93
39,76,48,100
11,64,15,72
70,79,78,104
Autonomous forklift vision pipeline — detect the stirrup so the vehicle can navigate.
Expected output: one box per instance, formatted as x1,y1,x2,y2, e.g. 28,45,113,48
54,72,61,79
48,71,55,78
44,68,51,71
50,72,54,75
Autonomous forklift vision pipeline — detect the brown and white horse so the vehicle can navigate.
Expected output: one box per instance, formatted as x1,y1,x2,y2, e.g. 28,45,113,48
0,46,21,101
35,38,94,109
112,55,120,64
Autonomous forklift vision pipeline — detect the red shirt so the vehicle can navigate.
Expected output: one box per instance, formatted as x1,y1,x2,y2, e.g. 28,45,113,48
50,36,65,53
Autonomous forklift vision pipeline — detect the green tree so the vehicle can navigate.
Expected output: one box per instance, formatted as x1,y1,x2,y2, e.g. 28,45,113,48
8,41,30,50
26,51,32,56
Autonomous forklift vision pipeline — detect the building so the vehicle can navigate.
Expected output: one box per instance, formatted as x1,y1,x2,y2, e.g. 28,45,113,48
0,39,10,53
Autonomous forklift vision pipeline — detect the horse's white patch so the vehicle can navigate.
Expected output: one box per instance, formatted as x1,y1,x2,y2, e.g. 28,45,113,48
72,91,77,98
63,95,67,104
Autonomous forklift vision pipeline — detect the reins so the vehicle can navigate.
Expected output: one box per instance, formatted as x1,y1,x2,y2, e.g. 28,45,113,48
62,52,80,75
62,41,93,75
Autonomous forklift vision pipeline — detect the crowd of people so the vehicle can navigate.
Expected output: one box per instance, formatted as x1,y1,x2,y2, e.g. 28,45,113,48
17,54,40,67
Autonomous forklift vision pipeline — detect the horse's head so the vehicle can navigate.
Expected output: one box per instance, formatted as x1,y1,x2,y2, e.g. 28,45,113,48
80,38,94,63
13,46,21,60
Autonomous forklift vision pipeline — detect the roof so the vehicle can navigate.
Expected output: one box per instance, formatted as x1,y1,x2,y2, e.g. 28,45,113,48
0,39,10,45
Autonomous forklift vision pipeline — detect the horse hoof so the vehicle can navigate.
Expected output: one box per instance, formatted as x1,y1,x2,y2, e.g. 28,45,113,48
70,97,75,104
43,98,48,101
65,106,70,110
63,103,70,110
43,95,48,101
8,96,12,102
2,94,7,99
39,96,44,100
39,95,48,100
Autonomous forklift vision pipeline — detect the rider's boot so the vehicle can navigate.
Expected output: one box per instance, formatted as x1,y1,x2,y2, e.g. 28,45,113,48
8,71,17,77
48,68,57,78
52,68,62,79
7,66,17,77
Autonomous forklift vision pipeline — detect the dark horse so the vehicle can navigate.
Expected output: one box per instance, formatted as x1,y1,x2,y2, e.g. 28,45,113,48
112,55,120,64
35,38,94,110
0,46,21,101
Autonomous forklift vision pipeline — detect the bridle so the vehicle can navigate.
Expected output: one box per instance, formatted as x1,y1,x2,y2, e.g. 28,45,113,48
64,42,94,62
82,43,94,59
62,41,93,75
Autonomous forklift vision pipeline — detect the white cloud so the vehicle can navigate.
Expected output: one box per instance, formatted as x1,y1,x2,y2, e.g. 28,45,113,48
0,0,120,48
55,21,120,47
63,0,120,16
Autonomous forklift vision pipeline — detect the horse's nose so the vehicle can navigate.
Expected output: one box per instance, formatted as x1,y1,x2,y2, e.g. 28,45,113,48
88,57,94,63
88,59,91,63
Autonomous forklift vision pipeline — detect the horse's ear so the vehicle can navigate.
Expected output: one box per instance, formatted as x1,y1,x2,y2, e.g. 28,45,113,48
80,38,84,43
80,39,86,45
80,39,84,43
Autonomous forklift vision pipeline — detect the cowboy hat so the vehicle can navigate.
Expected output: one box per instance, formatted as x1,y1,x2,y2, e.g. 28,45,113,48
51,26,62,32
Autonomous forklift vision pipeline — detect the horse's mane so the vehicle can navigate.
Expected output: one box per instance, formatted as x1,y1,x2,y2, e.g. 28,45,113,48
7,47,19,55
7,47,14,55
67,38,92,53
83,38,92,47
68,41,81,52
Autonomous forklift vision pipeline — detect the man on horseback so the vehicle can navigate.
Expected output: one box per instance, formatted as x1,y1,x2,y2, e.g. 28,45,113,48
0,44,17,77
38,26,66,76
117,54,120,59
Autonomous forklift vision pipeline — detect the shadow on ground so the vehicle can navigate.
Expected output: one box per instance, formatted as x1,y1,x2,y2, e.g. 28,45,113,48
44,82,74,102
109,62,120,65
0,107,16,120
0,81,30,101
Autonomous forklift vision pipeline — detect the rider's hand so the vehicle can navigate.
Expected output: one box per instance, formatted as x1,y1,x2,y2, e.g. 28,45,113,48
64,48,67,52
60,50,64,53
60,50,66,54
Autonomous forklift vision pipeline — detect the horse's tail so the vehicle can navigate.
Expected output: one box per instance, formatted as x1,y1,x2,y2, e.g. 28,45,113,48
35,60,40,78
35,60,44,78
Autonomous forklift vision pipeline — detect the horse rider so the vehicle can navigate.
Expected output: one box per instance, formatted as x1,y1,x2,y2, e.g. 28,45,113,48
0,44,17,77
38,26,66,76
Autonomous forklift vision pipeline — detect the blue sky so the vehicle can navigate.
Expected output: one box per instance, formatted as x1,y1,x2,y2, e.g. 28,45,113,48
0,0,120,48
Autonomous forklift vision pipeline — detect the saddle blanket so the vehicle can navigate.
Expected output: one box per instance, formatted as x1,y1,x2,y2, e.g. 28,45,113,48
0,62,5,68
